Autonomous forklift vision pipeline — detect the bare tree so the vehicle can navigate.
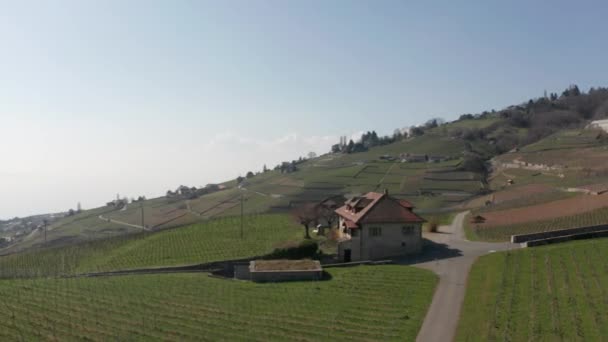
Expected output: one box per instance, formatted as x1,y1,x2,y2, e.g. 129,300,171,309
291,203,319,239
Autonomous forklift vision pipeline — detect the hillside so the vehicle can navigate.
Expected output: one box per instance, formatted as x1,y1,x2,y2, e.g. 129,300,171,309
1,131,486,253
5,85,608,252
466,127,608,241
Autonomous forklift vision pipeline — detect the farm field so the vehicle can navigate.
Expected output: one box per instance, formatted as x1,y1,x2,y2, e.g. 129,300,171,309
469,186,578,213
0,214,303,278
476,193,608,228
456,238,608,341
0,265,437,341
467,206,608,242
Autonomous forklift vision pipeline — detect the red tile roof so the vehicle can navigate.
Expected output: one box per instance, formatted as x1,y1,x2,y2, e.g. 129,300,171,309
398,199,414,209
335,192,425,225
343,219,359,229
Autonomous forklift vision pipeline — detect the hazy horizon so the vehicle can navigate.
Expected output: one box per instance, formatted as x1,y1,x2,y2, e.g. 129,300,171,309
2,0,608,219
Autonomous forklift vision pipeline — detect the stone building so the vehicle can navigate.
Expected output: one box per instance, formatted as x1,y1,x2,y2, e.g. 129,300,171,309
335,191,425,262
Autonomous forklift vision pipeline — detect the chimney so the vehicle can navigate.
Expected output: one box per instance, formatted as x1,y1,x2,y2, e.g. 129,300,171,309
383,188,389,195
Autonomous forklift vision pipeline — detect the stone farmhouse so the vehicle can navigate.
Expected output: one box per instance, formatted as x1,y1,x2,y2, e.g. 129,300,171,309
334,191,425,262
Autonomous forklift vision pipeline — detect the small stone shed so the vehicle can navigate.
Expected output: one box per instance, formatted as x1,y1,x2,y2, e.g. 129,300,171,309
234,259,323,282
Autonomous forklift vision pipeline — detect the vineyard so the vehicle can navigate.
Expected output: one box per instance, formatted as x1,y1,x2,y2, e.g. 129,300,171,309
0,214,303,278
473,193,608,228
456,238,608,341
0,266,437,341
468,207,608,241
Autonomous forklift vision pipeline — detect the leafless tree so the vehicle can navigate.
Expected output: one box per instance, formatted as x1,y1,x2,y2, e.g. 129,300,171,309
291,203,319,239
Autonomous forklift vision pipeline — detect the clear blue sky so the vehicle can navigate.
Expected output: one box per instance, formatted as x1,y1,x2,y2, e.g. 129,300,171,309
1,0,607,218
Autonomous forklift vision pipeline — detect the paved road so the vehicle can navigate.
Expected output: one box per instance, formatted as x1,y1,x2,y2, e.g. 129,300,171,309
410,211,519,342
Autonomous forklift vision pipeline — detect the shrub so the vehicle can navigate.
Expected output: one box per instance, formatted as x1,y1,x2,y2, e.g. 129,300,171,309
426,220,439,233
265,240,319,260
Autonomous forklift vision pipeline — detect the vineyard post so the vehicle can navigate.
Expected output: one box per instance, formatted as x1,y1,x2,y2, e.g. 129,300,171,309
240,193,244,239
141,201,145,231
43,219,48,244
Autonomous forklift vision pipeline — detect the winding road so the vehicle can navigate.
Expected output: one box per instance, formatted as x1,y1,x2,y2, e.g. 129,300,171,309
408,211,519,342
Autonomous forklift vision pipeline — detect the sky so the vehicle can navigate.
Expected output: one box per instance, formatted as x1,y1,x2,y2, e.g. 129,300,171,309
1,0,607,218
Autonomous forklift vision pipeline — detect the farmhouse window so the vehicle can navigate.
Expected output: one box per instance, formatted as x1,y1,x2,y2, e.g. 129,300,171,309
369,227,382,237
402,226,415,235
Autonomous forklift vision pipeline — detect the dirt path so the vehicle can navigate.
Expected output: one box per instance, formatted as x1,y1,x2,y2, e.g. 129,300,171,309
98,215,149,231
411,211,519,342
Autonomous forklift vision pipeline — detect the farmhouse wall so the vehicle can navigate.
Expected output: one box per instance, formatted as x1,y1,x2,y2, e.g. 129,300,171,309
360,223,422,260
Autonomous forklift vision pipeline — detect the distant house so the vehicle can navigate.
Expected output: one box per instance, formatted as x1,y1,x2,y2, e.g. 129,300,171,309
319,195,347,210
205,184,220,191
400,153,428,163
334,190,425,262
379,155,396,161
106,199,126,209
587,119,608,132
427,155,447,163
177,185,191,196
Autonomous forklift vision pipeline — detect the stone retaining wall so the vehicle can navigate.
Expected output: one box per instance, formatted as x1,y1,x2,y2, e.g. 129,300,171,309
250,269,323,282
511,224,608,243
525,230,608,247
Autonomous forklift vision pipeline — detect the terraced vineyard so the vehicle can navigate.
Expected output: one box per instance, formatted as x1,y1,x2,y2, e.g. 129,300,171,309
0,266,436,341
0,214,302,278
456,238,608,341
467,207,608,241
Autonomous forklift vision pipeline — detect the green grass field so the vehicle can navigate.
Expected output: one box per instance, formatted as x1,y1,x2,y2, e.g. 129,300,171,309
466,207,608,242
456,238,608,341
0,265,437,341
0,214,303,278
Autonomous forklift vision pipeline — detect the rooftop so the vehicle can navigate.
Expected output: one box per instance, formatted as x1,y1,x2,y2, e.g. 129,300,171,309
335,191,424,225
251,259,322,272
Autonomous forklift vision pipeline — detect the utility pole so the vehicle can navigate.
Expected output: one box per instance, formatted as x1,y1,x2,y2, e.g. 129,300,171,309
43,219,48,244
240,193,244,239
141,201,145,231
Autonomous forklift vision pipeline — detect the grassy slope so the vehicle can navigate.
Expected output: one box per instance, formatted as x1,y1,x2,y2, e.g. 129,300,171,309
0,265,436,341
456,238,608,341
0,214,303,277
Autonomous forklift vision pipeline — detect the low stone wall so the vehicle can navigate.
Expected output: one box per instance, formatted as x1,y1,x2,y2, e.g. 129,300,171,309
511,224,608,243
323,260,393,268
250,269,323,282
233,263,251,280
525,230,608,247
